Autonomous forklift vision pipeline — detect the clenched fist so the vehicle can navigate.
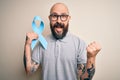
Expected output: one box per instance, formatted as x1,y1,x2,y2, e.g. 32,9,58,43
25,32,38,45
87,41,101,58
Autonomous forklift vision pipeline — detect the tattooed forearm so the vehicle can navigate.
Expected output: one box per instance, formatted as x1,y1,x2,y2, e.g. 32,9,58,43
24,34,40,75
80,64,95,80
24,52,39,74
77,63,86,79
84,64,95,80
24,43,39,74
86,64,95,80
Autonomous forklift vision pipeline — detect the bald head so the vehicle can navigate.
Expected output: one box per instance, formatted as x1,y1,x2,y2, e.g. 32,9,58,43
50,3,69,15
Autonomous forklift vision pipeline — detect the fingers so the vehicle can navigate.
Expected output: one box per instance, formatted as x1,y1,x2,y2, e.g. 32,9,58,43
26,32,38,45
26,32,38,39
88,41,101,52
87,41,102,58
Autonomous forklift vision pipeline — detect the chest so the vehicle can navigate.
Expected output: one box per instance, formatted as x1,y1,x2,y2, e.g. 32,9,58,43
43,41,77,63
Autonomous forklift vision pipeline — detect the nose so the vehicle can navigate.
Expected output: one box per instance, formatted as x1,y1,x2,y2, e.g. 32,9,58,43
57,16,61,23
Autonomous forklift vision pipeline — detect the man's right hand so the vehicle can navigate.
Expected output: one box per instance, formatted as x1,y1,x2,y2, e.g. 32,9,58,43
26,32,38,45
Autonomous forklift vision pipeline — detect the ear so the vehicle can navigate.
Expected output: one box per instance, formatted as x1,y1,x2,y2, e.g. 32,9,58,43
67,16,71,21
69,16,71,20
48,16,50,21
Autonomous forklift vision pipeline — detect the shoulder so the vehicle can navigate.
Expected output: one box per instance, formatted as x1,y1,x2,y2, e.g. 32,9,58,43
69,33,87,51
70,33,86,44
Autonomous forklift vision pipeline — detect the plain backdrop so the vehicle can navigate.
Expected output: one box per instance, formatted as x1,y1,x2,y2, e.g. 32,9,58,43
0,0,120,80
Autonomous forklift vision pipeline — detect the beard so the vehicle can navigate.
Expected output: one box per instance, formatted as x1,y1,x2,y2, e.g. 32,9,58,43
50,22,68,40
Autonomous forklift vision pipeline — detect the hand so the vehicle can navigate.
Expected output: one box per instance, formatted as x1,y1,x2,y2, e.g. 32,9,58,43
25,32,38,45
87,41,101,58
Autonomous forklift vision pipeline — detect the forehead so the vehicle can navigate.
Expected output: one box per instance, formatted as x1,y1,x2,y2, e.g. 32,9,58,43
50,3,69,15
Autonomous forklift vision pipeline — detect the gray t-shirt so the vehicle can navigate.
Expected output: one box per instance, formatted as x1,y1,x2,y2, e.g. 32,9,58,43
32,32,87,80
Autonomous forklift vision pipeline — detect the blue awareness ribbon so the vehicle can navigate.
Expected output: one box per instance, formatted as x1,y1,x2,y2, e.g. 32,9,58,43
31,16,47,50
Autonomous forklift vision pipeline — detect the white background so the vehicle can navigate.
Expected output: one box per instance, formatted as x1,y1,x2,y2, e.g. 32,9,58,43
0,0,120,80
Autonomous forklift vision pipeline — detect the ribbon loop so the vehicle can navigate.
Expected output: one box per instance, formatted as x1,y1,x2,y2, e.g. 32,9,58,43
31,16,47,50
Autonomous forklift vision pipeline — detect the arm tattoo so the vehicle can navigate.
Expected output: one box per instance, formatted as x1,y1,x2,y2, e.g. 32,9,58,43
30,61,39,74
23,52,39,74
84,64,95,80
24,36,39,74
79,64,95,80
77,63,86,79
23,50,39,74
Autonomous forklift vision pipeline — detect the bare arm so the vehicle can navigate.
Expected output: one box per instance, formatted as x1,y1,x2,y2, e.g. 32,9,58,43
24,32,39,75
77,58,95,80
78,41,101,80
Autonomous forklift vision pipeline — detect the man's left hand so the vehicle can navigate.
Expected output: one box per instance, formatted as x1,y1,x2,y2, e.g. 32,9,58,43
87,41,101,58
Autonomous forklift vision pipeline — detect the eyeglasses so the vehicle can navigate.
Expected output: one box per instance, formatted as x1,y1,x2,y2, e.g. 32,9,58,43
50,14,69,21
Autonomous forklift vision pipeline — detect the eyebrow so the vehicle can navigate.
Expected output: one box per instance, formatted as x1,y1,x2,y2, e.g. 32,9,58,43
50,12,69,15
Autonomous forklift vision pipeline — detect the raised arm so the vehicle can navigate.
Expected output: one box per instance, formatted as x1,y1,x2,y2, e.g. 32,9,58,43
78,41,101,80
24,32,39,75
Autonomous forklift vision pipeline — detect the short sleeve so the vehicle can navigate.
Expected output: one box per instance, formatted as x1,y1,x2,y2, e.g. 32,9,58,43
32,44,42,64
77,39,87,64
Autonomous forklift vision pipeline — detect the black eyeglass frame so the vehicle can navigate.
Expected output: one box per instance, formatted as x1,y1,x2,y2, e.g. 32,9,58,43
49,14,69,21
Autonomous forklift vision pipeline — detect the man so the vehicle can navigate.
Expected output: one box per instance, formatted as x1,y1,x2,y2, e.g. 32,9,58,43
24,3,101,80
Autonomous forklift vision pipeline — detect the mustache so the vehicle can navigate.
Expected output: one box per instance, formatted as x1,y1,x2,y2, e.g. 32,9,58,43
53,22,64,28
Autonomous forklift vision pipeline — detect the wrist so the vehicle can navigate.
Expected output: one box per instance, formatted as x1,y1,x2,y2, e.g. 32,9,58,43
87,56,96,60
87,57,96,68
25,39,32,46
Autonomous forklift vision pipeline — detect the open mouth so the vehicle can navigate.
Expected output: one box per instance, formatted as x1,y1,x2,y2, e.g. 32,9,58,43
55,27,63,34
